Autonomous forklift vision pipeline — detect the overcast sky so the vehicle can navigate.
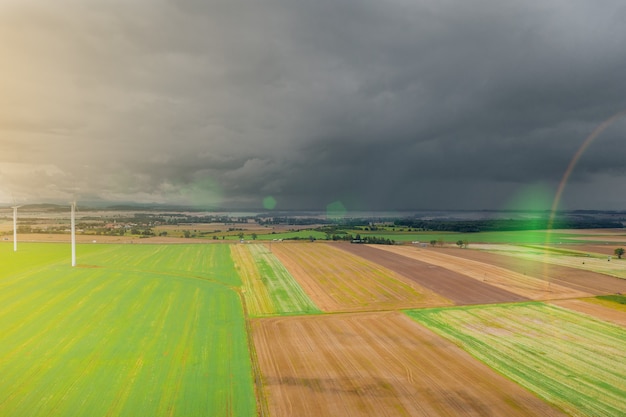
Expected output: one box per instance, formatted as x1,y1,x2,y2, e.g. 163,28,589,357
1,0,626,211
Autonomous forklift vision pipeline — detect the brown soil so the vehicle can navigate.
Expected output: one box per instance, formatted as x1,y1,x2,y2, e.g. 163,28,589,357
337,244,529,305
269,242,452,312
435,247,626,295
252,312,566,417
565,236,626,243
555,228,626,235
550,299,626,327
556,244,625,256
375,245,589,300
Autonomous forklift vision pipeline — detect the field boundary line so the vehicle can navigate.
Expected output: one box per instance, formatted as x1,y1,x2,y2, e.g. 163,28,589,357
238,288,271,417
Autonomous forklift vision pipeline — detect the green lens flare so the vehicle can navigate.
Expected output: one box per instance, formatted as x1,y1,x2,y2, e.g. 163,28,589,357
179,177,222,209
263,196,277,210
326,201,347,220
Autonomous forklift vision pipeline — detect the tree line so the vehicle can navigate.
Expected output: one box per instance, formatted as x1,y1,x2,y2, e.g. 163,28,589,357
394,218,623,232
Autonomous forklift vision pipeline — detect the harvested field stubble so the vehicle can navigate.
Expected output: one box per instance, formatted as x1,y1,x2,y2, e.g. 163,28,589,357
435,247,626,295
338,243,528,305
477,244,626,279
375,245,590,300
252,312,566,417
269,242,451,312
407,303,626,417
551,299,626,327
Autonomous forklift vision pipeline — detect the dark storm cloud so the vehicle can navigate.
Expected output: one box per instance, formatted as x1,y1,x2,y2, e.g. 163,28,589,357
1,0,626,209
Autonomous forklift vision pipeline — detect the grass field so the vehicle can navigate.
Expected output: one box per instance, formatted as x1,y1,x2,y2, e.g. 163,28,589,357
76,243,243,286
406,303,626,417
1,242,105,275
231,244,320,316
0,243,255,417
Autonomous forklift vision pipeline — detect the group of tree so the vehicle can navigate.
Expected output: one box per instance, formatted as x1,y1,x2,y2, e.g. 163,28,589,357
350,234,395,245
456,240,469,248
395,218,623,232
236,232,258,240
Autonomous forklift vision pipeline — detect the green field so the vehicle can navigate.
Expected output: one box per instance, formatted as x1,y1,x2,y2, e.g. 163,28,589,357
232,244,320,317
0,243,255,417
406,303,626,417
597,294,626,305
247,244,320,316
76,243,243,286
1,242,104,275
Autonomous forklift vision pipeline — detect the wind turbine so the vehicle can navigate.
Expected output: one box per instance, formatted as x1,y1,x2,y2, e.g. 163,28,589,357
70,201,76,267
12,204,22,252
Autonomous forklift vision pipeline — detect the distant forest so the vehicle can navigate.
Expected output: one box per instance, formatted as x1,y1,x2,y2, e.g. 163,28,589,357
393,218,624,233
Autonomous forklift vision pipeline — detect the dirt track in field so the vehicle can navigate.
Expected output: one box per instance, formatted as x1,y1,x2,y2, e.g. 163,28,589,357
337,244,529,305
375,245,589,300
550,299,626,327
269,243,451,312
252,312,566,417
434,247,626,295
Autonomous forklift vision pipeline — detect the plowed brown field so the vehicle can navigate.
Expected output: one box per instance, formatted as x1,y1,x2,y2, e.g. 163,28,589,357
269,242,451,312
337,244,528,305
252,312,566,417
550,299,626,327
566,236,626,243
557,244,624,256
374,245,590,300
435,247,626,295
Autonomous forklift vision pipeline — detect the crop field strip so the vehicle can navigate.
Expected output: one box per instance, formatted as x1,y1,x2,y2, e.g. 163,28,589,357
231,244,320,316
406,303,626,417
231,244,274,315
0,243,256,417
434,247,626,295
338,243,529,305
477,244,626,279
373,245,591,300
554,244,624,256
269,242,451,312
550,299,626,327
251,311,566,417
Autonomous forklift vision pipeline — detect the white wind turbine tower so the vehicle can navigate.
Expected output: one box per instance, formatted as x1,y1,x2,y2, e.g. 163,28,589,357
70,201,76,267
12,204,22,252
